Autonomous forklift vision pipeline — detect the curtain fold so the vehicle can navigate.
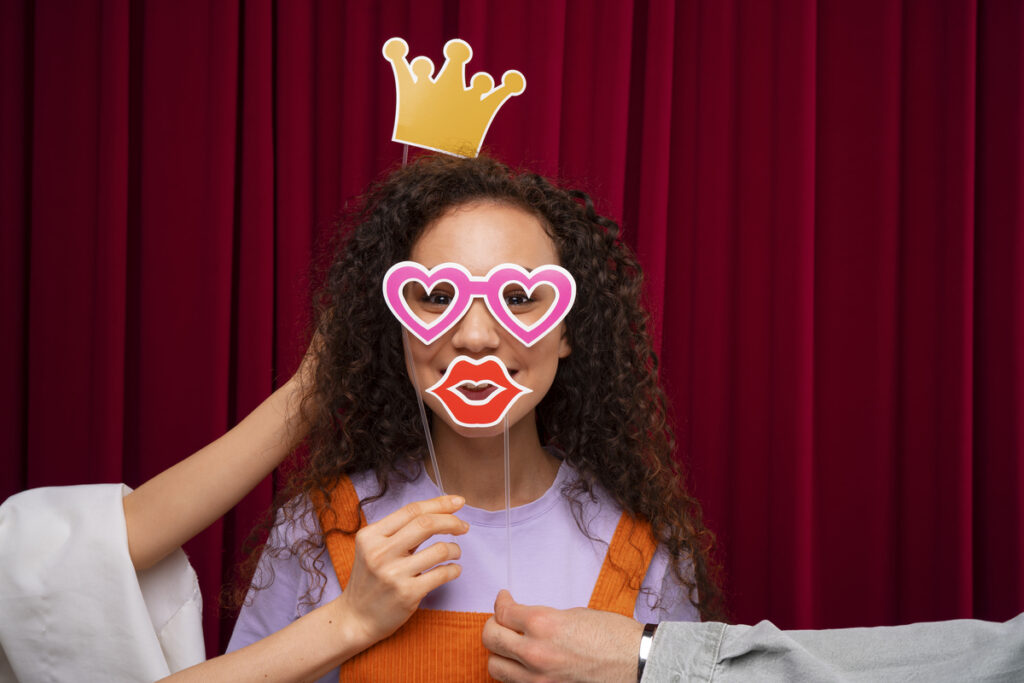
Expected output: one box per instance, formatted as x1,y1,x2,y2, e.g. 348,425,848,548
1,0,30,496
895,0,977,622
3,0,1022,655
975,0,1024,622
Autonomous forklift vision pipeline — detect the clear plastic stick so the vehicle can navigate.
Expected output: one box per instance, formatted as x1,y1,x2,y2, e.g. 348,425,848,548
504,413,512,591
402,330,444,495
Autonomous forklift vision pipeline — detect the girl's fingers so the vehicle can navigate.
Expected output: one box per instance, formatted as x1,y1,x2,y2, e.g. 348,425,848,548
400,540,462,576
386,512,469,555
356,513,467,568
372,495,465,537
411,561,463,596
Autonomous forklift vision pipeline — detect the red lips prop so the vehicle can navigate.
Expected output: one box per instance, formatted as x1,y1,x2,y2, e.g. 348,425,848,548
426,355,531,427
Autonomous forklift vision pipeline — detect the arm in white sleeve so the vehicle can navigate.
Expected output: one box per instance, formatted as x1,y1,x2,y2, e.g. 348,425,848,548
643,613,1024,682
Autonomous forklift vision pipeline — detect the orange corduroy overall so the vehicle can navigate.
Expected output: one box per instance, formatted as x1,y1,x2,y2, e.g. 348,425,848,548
319,476,656,682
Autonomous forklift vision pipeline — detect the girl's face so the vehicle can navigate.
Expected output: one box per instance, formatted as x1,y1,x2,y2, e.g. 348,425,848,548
402,201,571,438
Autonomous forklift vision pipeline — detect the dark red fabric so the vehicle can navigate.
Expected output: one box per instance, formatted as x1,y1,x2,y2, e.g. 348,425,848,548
3,0,1022,656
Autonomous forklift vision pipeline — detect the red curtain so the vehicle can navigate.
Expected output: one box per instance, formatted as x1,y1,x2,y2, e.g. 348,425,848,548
2,0,1022,656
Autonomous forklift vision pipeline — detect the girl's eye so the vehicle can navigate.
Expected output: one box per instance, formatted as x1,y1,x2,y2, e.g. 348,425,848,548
422,291,454,307
504,289,534,307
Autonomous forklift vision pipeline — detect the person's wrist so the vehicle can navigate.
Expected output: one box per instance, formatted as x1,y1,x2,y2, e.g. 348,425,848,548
330,595,379,654
636,622,658,682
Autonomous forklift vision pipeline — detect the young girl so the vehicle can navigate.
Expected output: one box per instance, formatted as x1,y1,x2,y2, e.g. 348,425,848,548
227,154,722,680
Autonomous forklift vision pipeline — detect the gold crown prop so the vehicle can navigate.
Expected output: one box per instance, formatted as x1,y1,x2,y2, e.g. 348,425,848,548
382,37,526,158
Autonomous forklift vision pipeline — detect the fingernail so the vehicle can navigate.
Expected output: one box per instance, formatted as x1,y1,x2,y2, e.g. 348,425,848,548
452,495,465,506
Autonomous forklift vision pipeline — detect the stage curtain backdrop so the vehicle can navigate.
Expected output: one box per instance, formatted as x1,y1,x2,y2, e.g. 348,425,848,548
2,0,1021,657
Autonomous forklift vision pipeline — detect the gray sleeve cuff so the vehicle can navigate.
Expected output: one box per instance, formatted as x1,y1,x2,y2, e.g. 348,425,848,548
641,621,726,682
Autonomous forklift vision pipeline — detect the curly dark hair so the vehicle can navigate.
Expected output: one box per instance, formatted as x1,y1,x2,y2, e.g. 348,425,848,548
243,154,725,622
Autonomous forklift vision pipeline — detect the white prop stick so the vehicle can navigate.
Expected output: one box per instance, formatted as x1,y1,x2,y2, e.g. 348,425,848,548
402,329,445,495
504,413,512,592
401,331,514,591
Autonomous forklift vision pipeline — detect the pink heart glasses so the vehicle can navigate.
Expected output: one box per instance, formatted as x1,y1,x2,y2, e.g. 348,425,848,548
382,261,576,347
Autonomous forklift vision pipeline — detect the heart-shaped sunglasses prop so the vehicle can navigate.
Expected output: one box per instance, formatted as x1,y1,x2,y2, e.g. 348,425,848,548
383,261,576,346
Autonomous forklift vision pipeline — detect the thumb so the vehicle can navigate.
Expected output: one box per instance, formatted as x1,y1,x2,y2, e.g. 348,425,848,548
493,589,529,631
495,589,516,610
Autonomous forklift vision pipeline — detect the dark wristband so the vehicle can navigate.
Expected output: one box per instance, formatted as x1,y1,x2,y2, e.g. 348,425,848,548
637,622,658,682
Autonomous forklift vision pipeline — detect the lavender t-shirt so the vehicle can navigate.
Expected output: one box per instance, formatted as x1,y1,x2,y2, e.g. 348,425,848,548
228,462,697,681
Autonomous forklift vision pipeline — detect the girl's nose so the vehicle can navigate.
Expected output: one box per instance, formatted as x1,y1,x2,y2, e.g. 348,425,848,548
451,300,501,352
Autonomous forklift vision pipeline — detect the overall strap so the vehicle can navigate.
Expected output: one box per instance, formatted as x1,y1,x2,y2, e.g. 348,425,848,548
317,475,364,589
587,512,658,616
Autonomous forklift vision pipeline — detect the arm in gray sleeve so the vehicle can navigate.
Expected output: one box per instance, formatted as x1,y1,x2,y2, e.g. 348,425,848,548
642,613,1024,682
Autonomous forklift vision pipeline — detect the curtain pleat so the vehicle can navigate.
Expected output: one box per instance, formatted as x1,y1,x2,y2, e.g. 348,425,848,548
895,0,977,622
975,0,1024,622
3,0,1023,655
0,0,29,495
813,0,904,627
622,0,676,354
129,0,242,649
26,0,128,487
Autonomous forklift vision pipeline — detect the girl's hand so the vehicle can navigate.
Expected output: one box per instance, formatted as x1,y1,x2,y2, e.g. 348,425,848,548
339,495,469,645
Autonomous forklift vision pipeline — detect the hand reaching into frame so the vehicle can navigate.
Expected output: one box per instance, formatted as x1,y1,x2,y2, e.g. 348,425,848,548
483,590,643,683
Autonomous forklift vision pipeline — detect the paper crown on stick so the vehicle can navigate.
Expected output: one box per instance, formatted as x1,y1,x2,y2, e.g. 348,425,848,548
382,37,526,158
